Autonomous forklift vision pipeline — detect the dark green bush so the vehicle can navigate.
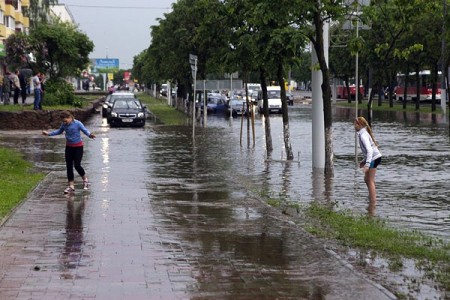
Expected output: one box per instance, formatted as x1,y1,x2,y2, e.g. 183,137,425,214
43,79,80,106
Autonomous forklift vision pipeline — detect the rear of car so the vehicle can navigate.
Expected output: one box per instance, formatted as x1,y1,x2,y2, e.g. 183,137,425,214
108,98,146,127
102,92,136,118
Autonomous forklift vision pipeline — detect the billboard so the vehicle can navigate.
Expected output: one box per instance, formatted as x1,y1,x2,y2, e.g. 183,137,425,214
92,58,119,73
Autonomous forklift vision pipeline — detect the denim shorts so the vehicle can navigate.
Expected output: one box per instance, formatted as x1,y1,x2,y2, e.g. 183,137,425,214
369,157,382,168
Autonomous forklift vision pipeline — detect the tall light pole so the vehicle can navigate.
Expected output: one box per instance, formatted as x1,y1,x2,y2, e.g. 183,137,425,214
355,2,360,164
441,0,447,115
189,54,198,139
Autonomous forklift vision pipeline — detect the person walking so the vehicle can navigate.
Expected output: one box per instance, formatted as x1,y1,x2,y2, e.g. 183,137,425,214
18,71,27,104
12,70,21,105
354,116,382,214
32,71,42,110
42,111,96,194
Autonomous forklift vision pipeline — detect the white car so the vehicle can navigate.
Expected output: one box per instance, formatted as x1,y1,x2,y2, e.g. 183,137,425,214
257,86,282,114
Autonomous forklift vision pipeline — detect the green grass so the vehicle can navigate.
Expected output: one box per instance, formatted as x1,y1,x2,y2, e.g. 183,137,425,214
305,203,450,290
0,96,99,112
138,94,189,125
336,101,447,115
305,203,450,261
0,147,45,219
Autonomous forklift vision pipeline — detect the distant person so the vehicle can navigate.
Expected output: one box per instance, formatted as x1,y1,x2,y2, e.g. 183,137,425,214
12,70,21,105
39,73,46,109
354,116,382,215
32,71,42,110
18,71,27,104
2,72,11,104
42,111,96,194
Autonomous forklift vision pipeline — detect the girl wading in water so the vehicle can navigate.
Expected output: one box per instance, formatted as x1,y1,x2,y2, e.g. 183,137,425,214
354,117,382,214
43,111,96,194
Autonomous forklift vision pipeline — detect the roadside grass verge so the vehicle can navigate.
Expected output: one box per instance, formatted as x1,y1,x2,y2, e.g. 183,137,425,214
335,101,447,115
304,203,450,290
0,96,99,112
138,94,188,125
0,147,45,219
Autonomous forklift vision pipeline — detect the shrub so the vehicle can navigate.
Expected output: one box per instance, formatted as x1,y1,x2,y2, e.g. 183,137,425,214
43,79,80,106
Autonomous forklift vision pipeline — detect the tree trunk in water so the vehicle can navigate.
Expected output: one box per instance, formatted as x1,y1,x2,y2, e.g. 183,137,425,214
277,62,294,160
415,65,420,110
403,64,409,109
345,75,351,103
431,64,438,112
367,86,375,127
260,68,273,154
312,12,334,174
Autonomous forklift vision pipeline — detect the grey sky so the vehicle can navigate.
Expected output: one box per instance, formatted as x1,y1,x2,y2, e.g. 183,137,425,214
61,0,175,69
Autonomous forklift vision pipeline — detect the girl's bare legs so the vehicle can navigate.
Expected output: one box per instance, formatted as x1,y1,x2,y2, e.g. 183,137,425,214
364,168,377,214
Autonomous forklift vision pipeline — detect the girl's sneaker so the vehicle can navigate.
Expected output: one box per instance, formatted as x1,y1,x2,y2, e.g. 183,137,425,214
64,186,75,194
83,180,90,190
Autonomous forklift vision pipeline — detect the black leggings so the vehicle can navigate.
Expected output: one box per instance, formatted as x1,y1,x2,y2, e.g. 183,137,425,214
65,146,85,182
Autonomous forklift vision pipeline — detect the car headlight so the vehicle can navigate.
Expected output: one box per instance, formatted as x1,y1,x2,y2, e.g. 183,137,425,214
103,104,108,109
111,112,118,117
138,112,144,118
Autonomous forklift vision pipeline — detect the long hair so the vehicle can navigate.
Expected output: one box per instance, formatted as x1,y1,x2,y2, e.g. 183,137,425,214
356,116,379,147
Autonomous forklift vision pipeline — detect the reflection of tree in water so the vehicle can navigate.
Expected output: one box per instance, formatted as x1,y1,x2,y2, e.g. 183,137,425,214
60,195,86,277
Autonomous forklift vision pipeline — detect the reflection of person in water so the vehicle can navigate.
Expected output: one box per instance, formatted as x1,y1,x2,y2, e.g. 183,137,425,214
354,117,382,215
61,195,86,271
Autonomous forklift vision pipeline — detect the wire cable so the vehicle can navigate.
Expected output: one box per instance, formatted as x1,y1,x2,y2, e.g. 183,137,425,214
65,4,170,10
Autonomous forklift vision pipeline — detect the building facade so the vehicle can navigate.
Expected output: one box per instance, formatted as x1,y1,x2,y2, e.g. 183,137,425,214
0,0,30,60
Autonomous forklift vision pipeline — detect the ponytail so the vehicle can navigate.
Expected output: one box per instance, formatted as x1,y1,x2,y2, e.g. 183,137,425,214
356,116,379,147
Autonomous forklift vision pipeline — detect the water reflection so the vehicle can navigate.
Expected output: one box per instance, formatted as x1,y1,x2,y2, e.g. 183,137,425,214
59,194,86,276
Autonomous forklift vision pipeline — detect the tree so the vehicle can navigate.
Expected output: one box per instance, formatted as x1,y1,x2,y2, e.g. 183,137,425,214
4,33,33,70
29,22,94,78
292,0,349,174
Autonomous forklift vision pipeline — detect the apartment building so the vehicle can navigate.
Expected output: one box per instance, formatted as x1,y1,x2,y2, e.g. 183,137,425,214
0,0,30,57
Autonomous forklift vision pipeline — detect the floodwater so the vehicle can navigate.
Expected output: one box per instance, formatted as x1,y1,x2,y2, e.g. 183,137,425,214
0,104,449,299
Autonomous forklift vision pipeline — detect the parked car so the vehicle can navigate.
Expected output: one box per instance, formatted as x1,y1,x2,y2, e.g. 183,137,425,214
206,96,227,114
225,98,248,117
102,92,136,118
108,97,146,127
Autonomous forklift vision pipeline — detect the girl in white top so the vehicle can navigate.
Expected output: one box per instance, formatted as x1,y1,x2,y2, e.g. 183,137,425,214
354,116,382,213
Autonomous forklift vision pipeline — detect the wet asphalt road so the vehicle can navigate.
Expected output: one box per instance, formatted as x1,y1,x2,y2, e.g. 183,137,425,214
0,113,395,299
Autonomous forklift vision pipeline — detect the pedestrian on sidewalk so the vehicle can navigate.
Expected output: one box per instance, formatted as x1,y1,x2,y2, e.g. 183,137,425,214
42,111,96,194
12,70,21,105
354,116,382,215
18,71,27,104
32,71,42,110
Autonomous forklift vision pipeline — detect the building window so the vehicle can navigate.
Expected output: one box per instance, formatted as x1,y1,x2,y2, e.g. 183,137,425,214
0,11,4,25
4,16,15,29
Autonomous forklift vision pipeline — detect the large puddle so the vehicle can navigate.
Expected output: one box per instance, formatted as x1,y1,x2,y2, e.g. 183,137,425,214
0,105,448,298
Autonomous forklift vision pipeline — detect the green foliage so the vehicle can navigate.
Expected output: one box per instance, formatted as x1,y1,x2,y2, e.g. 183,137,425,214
43,79,79,106
0,147,44,218
30,22,94,78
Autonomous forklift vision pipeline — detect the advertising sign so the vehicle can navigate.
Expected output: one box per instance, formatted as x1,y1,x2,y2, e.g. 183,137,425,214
92,58,119,73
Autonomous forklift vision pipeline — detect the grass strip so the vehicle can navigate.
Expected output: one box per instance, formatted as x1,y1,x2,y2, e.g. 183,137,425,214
305,203,450,262
138,94,189,125
0,147,45,219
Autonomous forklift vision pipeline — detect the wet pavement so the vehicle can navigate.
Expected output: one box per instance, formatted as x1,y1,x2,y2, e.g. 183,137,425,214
0,112,398,299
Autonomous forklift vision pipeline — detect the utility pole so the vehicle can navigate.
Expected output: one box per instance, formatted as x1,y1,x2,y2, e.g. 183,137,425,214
189,54,198,138
441,0,447,115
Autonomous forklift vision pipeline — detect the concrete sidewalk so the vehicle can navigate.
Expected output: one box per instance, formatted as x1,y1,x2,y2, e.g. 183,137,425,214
0,116,396,300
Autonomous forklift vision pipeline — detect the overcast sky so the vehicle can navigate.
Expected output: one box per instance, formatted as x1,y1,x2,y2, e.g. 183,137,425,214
61,0,175,69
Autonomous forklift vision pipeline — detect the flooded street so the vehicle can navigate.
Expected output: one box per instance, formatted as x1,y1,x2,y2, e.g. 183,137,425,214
0,104,448,299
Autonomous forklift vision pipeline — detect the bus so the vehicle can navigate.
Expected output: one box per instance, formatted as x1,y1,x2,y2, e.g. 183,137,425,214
394,70,441,102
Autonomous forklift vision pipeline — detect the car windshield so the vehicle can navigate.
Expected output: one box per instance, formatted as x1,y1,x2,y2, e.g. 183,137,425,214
267,90,281,99
208,97,222,104
230,99,245,106
113,99,142,109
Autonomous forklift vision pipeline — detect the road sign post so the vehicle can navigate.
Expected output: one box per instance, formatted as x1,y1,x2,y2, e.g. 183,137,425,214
189,54,198,138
